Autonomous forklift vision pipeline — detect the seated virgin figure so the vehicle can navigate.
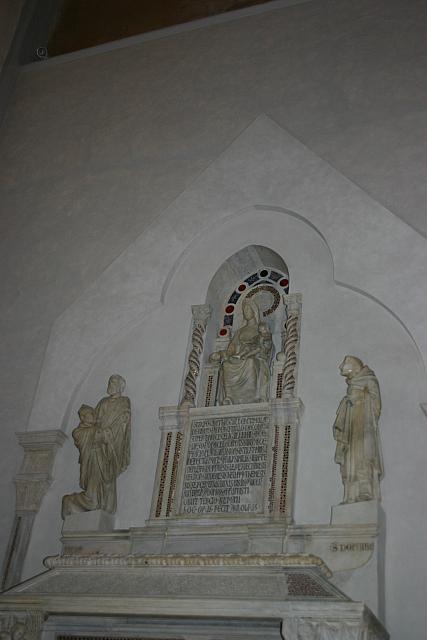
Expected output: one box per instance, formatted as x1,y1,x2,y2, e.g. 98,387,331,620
210,299,272,405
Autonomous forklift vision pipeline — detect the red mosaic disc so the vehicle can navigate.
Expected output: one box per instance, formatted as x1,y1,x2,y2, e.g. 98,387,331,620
219,328,228,336
225,304,234,314
237,284,246,292
280,278,289,287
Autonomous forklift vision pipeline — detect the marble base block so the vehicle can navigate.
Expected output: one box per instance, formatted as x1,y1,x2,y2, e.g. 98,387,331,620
331,500,379,525
1,553,389,640
62,510,115,533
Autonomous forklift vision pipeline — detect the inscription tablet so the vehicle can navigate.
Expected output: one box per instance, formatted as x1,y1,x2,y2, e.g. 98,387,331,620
180,414,270,516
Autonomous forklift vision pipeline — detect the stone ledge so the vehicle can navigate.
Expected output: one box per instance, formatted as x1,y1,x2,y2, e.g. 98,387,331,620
43,552,332,576
16,430,67,449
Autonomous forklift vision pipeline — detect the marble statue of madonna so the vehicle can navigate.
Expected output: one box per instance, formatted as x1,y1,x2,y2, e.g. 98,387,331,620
333,356,383,503
62,374,131,518
210,299,272,405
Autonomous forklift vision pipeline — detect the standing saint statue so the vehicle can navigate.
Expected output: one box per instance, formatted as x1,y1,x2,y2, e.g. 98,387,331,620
62,374,131,518
333,356,383,503
210,299,273,405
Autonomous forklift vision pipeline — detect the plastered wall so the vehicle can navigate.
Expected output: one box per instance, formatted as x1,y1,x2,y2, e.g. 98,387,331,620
1,0,427,638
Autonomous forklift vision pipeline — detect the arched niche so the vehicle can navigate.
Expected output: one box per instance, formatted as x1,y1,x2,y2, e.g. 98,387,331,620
203,244,290,369
193,244,297,409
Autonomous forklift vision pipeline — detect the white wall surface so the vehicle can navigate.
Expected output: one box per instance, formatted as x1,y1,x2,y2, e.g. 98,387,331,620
22,118,427,639
0,0,427,638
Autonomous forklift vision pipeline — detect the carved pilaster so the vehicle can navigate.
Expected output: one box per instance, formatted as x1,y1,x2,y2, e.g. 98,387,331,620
0,610,44,640
269,399,303,523
282,294,302,397
180,304,211,408
14,430,67,513
150,406,187,519
2,430,66,590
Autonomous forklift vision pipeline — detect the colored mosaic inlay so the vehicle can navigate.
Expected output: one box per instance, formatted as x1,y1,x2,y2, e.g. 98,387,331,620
221,267,289,330
166,432,183,517
287,572,334,598
228,291,241,304
245,273,260,285
205,374,214,406
280,425,291,514
269,270,282,282
276,372,284,398
155,431,172,517
269,426,280,512
246,284,280,316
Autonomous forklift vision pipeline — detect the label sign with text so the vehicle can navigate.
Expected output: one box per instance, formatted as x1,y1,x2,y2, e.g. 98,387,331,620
330,542,375,552
180,414,270,516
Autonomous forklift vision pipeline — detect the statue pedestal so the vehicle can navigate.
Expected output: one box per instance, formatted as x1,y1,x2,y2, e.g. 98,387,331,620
331,500,379,525
62,510,115,533
141,400,302,555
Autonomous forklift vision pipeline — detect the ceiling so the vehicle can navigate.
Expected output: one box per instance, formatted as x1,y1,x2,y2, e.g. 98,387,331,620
48,0,271,57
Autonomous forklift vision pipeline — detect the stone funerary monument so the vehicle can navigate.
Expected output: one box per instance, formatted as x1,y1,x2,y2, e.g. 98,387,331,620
0,247,388,640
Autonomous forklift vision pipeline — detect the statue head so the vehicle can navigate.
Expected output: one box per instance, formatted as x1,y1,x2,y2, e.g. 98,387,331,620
107,374,126,396
242,299,261,324
78,404,95,425
339,355,363,379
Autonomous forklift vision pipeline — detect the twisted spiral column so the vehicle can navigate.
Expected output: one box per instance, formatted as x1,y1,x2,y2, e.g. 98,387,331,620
283,299,301,397
180,304,211,407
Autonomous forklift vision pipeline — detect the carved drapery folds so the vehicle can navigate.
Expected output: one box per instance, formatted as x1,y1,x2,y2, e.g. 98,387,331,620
180,305,211,407
333,356,383,504
62,374,131,519
209,299,273,405
201,294,302,406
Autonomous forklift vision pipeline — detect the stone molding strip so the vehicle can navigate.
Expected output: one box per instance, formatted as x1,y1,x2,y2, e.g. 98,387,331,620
43,552,331,576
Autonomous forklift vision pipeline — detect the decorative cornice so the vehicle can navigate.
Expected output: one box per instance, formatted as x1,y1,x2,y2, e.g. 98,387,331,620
43,553,331,576
288,523,379,539
158,405,189,431
16,430,67,450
